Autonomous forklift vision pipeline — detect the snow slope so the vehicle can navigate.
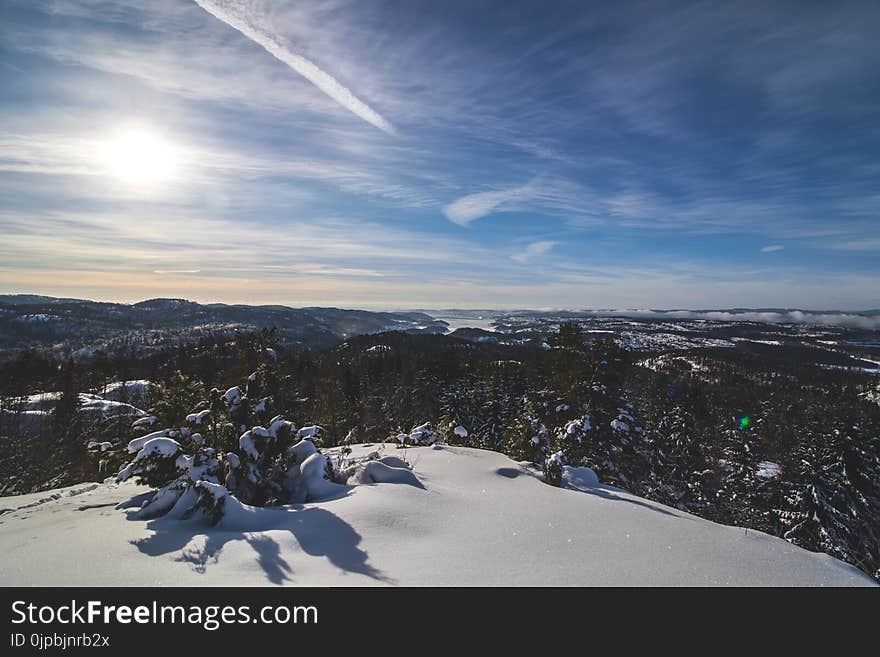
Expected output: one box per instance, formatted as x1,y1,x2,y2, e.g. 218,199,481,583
0,445,873,586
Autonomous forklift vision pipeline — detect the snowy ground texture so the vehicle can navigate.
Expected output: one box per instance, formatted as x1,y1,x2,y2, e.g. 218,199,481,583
0,445,873,586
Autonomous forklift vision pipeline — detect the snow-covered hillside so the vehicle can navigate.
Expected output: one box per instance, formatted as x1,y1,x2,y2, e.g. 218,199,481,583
0,445,873,586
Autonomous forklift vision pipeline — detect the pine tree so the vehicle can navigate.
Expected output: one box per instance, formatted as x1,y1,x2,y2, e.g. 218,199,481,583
504,398,549,463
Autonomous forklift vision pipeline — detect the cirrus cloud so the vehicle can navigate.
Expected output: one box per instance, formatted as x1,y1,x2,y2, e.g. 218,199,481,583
442,185,532,226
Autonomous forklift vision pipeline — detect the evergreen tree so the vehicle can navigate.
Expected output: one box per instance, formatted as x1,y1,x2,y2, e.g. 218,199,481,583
504,398,549,463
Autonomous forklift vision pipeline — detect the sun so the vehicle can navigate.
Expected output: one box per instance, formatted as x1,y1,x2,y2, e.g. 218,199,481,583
101,129,180,186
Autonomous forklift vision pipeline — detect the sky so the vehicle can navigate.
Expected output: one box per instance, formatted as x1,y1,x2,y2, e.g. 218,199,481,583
0,0,878,310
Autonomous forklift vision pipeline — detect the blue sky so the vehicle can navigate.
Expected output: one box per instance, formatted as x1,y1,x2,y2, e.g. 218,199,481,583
0,0,878,309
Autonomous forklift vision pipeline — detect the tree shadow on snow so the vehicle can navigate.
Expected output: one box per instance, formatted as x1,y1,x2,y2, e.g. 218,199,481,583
500,465,684,519
127,500,392,585
574,485,684,518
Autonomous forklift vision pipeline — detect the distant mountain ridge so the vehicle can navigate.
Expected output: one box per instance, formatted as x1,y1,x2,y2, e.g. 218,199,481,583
4,296,878,316
0,296,448,360
0,294,88,306
2,295,879,362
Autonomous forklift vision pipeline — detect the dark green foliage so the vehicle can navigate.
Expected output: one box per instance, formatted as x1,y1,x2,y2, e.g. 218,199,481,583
547,321,586,352
504,398,548,464
150,371,205,426
186,482,227,527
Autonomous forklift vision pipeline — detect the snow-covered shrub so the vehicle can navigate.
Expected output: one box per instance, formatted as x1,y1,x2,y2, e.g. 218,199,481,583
115,397,349,521
556,414,593,465
544,451,564,487
115,431,223,520
225,416,294,505
394,422,439,446
408,422,439,445
343,458,422,487
296,424,325,445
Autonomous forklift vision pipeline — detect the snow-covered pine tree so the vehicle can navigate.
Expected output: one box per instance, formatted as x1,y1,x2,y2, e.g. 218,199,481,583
112,371,344,523
782,428,880,578
555,412,593,466
642,405,712,511
225,416,294,505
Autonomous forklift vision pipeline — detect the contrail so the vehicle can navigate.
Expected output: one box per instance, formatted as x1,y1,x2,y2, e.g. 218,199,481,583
193,0,395,134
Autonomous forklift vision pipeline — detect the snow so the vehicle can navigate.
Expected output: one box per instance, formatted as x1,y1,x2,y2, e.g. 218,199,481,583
345,460,422,488
186,409,211,425
267,417,289,437
98,380,152,407
453,425,468,438
561,465,600,490
239,430,260,460
15,392,62,411
5,390,145,431
132,416,159,429
87,441,113,452
610,419,630,433
224,387,242,404
565,416,591,435
289,439,318,465
132,437,182,462
755,461,783,480
407,422,437,445
16,313,60,322
297,425,323,440
127,429,171,453
0,409,50,435
78,397,143,419
0,445,873,586
298,452,346,501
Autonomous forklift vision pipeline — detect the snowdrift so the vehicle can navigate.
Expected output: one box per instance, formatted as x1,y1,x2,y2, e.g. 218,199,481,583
0,445,873,586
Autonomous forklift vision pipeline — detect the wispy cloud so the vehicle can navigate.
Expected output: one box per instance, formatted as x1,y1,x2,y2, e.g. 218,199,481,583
829,238,880,252
192,0,395,134
511,240,556,263
442,185,531,226
761,245,784,253
1,1,879,308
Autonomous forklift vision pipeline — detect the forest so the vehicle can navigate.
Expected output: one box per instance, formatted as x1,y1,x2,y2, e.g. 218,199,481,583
1,323,878,581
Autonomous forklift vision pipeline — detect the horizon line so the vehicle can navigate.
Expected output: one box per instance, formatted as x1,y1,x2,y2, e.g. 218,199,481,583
1,292,879,315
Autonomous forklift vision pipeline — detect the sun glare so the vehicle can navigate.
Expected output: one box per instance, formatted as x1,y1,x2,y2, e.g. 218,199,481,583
101,129,180,186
